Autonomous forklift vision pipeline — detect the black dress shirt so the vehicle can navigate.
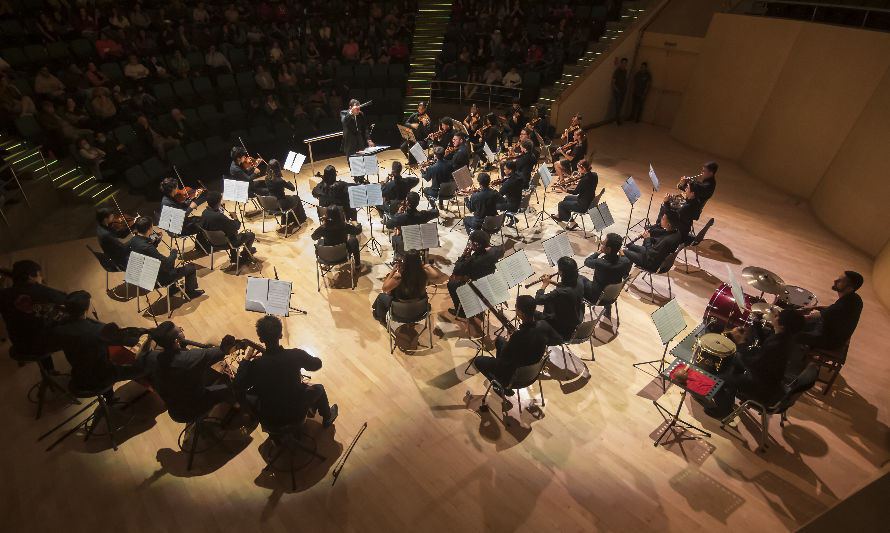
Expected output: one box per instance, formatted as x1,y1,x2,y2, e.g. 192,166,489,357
569,171,599,211
341,111,370,155
143,346,225,421
453,247,504,280
97,223,131,268
468,188,502,218
265,173,295,200
422,159,454,194
535,278,586,342
640,227,682,270
311,221,362,246
583,253,632,302
53,318,123,390
312,180,351,209
450,144,470,171
817,292,863,349
0,281,67,354
200,205,242,241
385,208,438,229
498,175,524,212
127,234,178,280
498,320,563,370
233,345,323,425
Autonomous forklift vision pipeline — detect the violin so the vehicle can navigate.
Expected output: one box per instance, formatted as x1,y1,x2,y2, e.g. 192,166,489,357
172,170,207,204
109,212,137,233
240,155,265,170
475,123,490,141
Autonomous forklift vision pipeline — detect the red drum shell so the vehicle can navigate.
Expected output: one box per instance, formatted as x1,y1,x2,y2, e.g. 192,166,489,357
703,283,764,332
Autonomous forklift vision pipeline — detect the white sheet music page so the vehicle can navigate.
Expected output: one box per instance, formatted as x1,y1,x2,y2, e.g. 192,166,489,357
402,224,423,251
727,266,748,313
651,298,687,345
621,177,642,205
588,202,614,232
125,252,161,291
365,183,383,206
349,156,367,177
483,143,496,163
497,250,534,288
456,283,484,318
479,271,510,306
452,166,473,190
538,163,552,187
410,143,426,164
420,222,440,249
364,154,379,175
158,205,186,235
245,276,268,313
223,179,249,203
348,184,368,208
265,279,292,317
649,164,660,192
284,151,306,174
542,232,573,266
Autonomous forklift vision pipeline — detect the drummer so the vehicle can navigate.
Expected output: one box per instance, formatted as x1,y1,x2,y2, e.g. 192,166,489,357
799,270,863,351
704,308,806,420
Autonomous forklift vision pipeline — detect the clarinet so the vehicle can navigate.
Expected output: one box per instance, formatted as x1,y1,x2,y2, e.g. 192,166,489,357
524,271,560,289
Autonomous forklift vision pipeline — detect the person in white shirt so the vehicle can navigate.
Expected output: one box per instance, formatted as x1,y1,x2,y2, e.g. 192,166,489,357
124,55,150,80
502,67,522,89
205,45,232,73
193,2,210,24
482,62,502,85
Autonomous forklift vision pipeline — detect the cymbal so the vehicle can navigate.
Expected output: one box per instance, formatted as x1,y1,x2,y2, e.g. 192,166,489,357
750,302,780,321
741,266,786,295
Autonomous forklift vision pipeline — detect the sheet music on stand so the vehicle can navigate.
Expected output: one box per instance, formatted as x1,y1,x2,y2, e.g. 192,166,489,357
452,166,473,190
245,276,293,317
348,183,384,208
651,298,687,345
223,179,249,203
283,151,306,174
648,164,660,192
357,145,388,155
727,266,748,313
588,202,614,232
542,231,573,266
349,154,379,177
409,142,426,165
398,124,417,144
473,271,511,307
483,143,496,163
455,283,485,318
538,163,552,187
402,222,439,251
670,323,707,363
497,250,535,289
622,177,642,205
125,252,161,291
158,205,186,235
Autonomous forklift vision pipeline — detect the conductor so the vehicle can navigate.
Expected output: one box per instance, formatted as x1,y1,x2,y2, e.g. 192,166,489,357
341,98,374,157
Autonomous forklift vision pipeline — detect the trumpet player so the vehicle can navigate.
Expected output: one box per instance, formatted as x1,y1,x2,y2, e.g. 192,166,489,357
552,159,598,230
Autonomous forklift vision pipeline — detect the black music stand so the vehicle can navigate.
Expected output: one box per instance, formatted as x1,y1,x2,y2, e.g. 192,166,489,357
621,177,642,243
652,357,721,446
633,298,686,392
628,164,659,233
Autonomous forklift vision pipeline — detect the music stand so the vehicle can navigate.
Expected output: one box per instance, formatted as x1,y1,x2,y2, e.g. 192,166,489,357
651,357,720,446
587,201,615,244
621,177,642,242
494,250,534,333
632,298,687,392
402,222,440,259
223,179,250,226
125,252,163,325
541,231,573,267
449,166,474,232
628,164,659,232
531,164,553,228
245,265,307,316
158,205,188,264
456,281,495,372
409,142,427,172
349,183,384,256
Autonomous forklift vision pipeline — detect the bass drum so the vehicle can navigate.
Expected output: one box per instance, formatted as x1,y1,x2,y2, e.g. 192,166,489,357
703,283,764,333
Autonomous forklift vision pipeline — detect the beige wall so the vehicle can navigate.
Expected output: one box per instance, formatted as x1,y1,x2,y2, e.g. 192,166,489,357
875,243,890,310
637,32,703,127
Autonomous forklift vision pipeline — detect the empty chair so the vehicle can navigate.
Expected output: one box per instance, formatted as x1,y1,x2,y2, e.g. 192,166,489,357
172,79,197,104
585,278,628,337
256,195,299,237
808,340,850,395
683,218,714,273
216,74,238,98
260,416,326,491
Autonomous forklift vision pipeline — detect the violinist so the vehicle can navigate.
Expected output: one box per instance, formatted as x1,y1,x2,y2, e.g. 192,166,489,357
385,191,439,259
528,105,549,140
229,146,266,196
463,103,481,137
513,136,538,189
553,159,598,230
496,161,523,224
400,100,433,164
446,230,504,318
463,173,502,234
96,207,132,269
200,191,256,265
0,260,66,370
429,118,454,150
372,250,435,325
471,113,499,170
472,295,562,396
311,205,363,269
557,128,587,172
533,257,587,343
447,133,471,171
53,290,148,394
265,159,308,227
128,216,204,298
380,161,419,216
504,97,526,146
144,321,236,422
160,177,204,236
422,146,454,209
312,164,357,221
560,113,583,145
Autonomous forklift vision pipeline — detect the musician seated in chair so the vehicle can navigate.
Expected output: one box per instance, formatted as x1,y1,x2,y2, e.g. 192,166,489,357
447,230,504,318
96,207,132,269
386,192,438,259
583,232,632,310
380,161,419,217
553,159,598,230
311,205,363,269
533,256,586,343
705,308,806,419
622,211,683,273
234,316,338,429
799,270,863,351
474,295,562,396
128,217,204,298
514,136,538,189
372,250,436,325
0,260,67,370
421,146,454,210
400,100,433,165
53,290,147,394
200,191,256,265
229,147,267,197
496,162,524,226
265,159,308,226
446,133,471,171
463,172,501,234
144,321,235,421
160,178,206,237
312,164,357,221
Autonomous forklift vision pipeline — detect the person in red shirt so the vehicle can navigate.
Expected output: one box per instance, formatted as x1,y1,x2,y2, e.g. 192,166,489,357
95,32,125,61
388,40,409,60
342,38,360,62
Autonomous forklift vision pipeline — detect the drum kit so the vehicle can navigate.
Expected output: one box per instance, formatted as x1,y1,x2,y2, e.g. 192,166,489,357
696,265,819,373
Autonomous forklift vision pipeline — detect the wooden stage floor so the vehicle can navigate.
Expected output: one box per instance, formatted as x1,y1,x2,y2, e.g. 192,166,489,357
2,124,889,531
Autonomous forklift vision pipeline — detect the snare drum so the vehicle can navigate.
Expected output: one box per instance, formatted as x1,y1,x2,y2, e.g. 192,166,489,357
693,333,736,373
777,285,818,309
703,283,764,332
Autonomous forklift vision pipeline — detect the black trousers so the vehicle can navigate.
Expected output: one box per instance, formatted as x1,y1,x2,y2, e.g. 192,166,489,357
557,195,585,221
473,337,512,386
463,215,484,234
161,263,199,292
278,196,307,225
228,231,256,260
447,278,467,317
613,91,626,124
623,243,649,271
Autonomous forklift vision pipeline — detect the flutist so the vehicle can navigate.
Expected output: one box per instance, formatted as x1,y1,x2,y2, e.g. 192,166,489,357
623,211,683,272
533,256,586,342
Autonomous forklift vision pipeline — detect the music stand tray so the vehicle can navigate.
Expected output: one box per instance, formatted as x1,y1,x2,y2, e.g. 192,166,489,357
651,358,722,447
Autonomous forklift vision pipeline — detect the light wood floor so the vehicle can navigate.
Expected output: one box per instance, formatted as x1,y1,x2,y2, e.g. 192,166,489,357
2,124,889,532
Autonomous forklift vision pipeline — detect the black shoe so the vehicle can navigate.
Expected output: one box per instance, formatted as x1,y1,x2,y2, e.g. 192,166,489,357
504,389,515,397
323,404,339,428
185,289,205,298
248,246,257,254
